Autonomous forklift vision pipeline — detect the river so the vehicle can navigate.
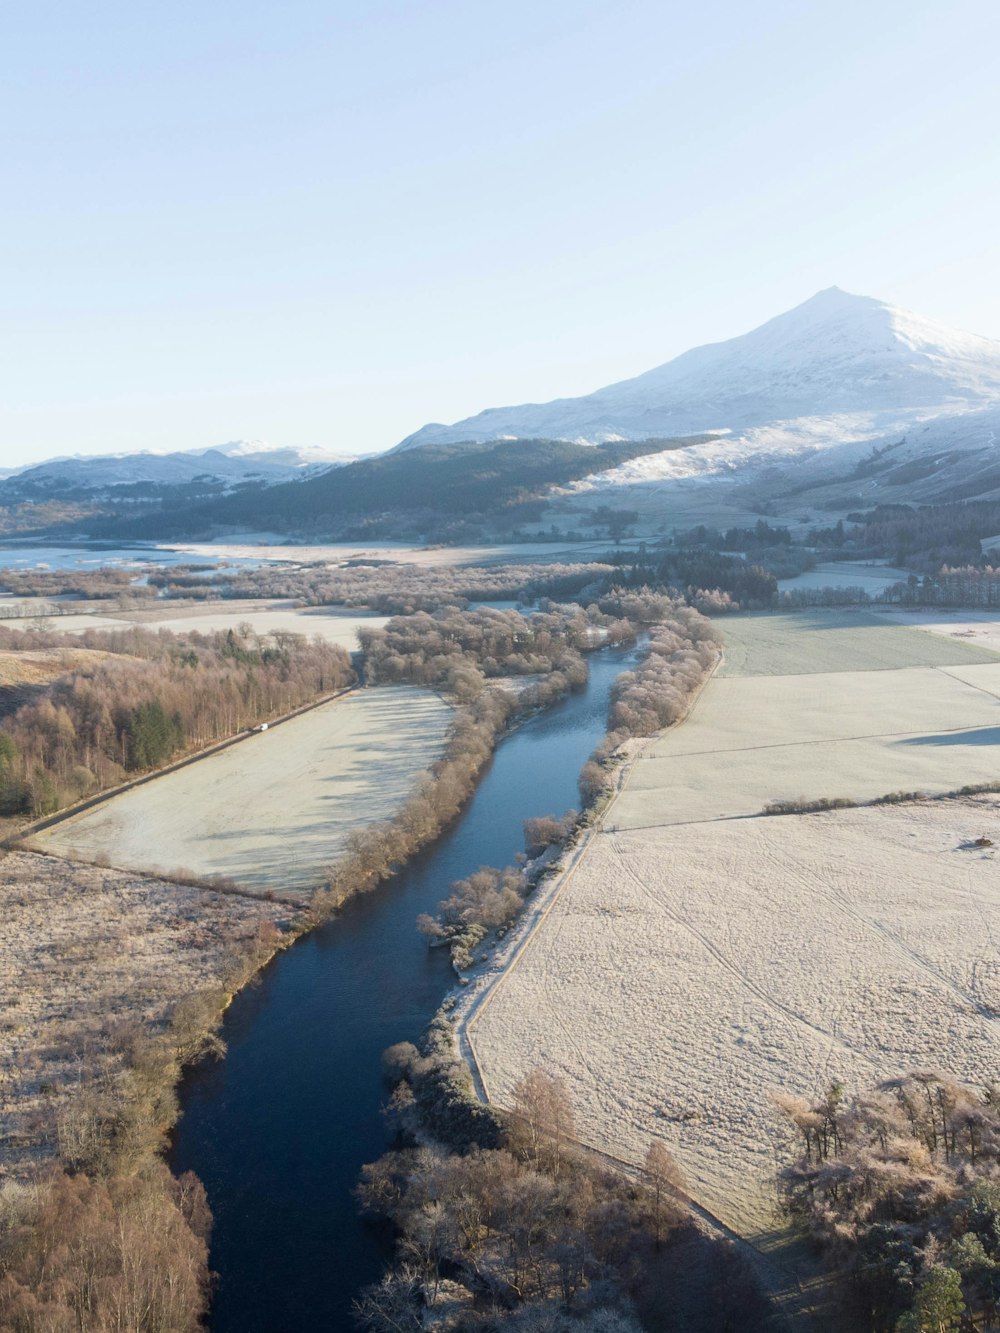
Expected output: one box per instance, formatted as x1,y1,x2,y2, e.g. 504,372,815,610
169,641,642,1332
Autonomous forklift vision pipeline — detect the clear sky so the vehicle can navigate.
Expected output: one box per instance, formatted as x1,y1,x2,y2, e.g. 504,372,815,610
3,0,999,466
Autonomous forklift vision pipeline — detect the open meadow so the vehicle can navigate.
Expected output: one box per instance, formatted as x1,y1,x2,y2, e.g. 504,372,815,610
0,850,288,1174
467,607,1000,1241
618,663,1000,827
875,606,1000,656
717,607,1000,676
471,796,1000,1234
34,686,452,893
0,601,389,650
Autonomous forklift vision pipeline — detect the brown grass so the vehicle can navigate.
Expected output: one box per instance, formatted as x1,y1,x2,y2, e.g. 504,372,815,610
0,849,294,1177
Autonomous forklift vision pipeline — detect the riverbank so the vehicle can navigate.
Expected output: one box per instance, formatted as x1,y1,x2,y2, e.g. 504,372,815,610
454,637,723,1082
169,640,648,1331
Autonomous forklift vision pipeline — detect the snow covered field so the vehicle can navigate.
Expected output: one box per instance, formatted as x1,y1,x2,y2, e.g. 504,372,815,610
777,561,910,593
718,608,999,676
618,665,1000,828
875,608,1000,657
0,602,389,650
35,686,451,893
468,607,1000,1237
471,798,1000,1233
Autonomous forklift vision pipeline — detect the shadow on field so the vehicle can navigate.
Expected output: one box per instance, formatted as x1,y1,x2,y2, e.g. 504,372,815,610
898,726,1000,747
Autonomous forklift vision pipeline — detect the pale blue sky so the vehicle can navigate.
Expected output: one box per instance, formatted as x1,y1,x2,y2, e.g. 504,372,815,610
3,0,999,465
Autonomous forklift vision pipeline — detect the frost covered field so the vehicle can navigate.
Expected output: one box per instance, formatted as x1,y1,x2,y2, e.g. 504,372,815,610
619,664,1000,827
618,612,1000,828
1,602,389,650
469,608,1000,1236
471,799,1000,1234
35,686,451,893
875,607,1000,657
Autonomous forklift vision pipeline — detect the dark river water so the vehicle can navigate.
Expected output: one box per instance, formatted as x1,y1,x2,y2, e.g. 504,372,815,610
169,642,641,1332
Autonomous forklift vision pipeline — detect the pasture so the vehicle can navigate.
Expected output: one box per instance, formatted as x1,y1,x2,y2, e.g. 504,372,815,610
467,607,1000,1240
471,797,1000,1233
718,608,1000,676
0,602,389,650
616,663,1000,828
35,686,452,893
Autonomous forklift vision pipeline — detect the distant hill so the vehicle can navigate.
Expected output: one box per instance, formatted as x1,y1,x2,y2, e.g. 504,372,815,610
8,289,1000,542
84,435,711,540
0,440,342,505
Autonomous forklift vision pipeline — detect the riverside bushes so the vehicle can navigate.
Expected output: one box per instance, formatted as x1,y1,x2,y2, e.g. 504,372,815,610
357,1029,774,1332
154,559,618,614
580,607,721,808
359,604,635,700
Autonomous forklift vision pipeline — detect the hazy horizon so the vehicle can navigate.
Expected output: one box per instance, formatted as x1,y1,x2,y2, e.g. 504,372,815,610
4,0,999,468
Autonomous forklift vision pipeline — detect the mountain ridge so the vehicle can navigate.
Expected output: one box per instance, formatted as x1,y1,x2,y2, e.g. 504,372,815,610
397,288,1000,450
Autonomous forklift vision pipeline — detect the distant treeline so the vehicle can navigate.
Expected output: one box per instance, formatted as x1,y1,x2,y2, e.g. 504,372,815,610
164,559,618,615
0,567,159,602
0,623,353,817
778,565,1000,610
359,605,635,700
838,500,1000,570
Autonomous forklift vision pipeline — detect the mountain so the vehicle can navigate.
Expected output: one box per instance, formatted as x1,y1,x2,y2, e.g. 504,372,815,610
81,435,711,541
0,440,343,502
398,287,1000,447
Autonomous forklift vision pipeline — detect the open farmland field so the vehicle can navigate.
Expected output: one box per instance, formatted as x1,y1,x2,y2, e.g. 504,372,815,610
614,612,1000,829
465,607,1000,1246
470,797,1000,1234
0,850,289,1174
34,686,451,893
0,602,389,650
618,663,1000,827
777,561,910,594
719,608,1000,676
875,607,1000,656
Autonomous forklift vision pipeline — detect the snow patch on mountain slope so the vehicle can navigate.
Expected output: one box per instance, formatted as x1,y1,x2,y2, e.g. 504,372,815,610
571,402,1000,509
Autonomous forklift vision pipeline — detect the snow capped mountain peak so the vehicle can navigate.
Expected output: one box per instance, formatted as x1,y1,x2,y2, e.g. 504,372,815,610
204,439,278,459
397,289,1000,450
193,440,343,468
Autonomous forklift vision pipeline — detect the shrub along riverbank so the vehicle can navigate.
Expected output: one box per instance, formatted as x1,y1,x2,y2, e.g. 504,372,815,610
355,1021,775,1331
415,602,722,972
